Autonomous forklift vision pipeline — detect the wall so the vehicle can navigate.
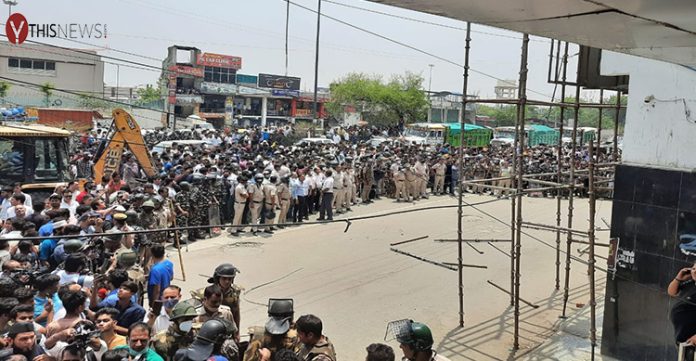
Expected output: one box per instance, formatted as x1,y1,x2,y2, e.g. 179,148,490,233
600,52,696,360
601,51,696,170
0,41,104,107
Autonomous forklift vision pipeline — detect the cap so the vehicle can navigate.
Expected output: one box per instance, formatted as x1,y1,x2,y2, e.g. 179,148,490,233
265,316,291,335
113,213,128,221
183,339,214,361
8,322,34,337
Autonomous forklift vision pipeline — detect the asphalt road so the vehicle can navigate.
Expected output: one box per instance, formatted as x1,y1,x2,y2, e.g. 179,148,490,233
165,193,612,361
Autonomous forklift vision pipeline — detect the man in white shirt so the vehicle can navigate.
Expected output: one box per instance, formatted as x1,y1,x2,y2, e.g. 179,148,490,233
5,194,33,219
13,183,32,211
318,170,334,221
59,190,79,219
0,186,13,221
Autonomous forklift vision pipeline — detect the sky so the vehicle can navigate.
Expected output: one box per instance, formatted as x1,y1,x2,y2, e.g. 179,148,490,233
8,0,589,101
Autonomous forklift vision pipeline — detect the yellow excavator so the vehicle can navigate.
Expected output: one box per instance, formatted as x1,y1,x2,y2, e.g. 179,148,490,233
93,108,156,184
0,108,155,202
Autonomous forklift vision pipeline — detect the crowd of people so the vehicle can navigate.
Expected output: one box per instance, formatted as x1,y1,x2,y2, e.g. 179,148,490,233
0,123,619,361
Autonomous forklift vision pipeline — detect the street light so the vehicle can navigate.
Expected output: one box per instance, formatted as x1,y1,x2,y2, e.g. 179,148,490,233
3,0,18,16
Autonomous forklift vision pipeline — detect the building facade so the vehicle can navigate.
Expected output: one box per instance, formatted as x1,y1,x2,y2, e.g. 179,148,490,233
0,41,104,108
161,45,327,129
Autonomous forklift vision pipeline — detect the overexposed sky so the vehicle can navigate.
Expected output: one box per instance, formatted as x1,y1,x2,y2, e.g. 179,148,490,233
9,0,587,100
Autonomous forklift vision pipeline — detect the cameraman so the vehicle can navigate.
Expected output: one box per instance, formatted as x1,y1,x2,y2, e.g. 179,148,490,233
43,320,106,361
54,254,94,289
669,264,696,344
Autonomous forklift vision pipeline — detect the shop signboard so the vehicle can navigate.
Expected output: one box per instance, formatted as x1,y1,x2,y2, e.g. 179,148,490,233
199,112,226,119
200,82,238,95
168,65,203,77
236,74,258,85
271,89,300,97
197,53,242,70
258,73,301,91
238,86,270,96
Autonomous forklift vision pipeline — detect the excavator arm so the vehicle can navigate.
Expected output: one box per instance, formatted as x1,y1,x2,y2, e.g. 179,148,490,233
93,108,156,184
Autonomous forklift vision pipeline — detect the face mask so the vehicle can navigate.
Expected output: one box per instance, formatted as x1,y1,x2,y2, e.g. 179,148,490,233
178,320,193,333
129,347,149,357
164,299,178,310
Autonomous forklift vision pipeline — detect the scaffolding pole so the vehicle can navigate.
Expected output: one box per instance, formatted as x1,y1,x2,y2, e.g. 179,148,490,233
588,139,598,360
513,33,530,351
555,43,569,290
613,91,621,162
597,89,604,162
456,22,472,328
562,77,582,318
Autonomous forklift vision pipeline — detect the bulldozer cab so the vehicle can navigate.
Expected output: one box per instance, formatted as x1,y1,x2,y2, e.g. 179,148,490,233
0,123,71,200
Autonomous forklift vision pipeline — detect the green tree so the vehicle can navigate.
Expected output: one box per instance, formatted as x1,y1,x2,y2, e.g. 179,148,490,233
327,72,428,126
40,82,55,107
0,82,9,106
135,84,162,106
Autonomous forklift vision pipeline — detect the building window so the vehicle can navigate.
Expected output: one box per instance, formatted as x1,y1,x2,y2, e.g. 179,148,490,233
204,66,236,84
8,57,56,75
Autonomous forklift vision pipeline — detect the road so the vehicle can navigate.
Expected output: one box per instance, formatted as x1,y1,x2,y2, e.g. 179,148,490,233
165,193,611,361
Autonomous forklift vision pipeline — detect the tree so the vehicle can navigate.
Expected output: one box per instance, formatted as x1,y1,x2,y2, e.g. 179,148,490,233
40,82,55,107
327,72,428,126
135,84,162,106
0,82,9,106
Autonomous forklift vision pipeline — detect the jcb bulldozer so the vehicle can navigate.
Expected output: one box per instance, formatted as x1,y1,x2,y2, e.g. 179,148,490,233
0,108,155,203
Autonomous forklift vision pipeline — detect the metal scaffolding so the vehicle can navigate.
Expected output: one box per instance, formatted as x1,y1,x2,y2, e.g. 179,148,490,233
452,36,624,360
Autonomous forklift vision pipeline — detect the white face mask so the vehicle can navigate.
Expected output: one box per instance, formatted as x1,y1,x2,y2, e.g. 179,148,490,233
179,320,193,333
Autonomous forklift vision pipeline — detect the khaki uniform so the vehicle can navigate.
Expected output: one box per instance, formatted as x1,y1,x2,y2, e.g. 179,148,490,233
343,170,354,208
249,183,264,232
414,161,428,198
262,183,277,230
153,324,194,360
194,305,238,336
243,327,300,361
297,336,337,361
332,171,344,212
394,168,407,201
232,183,248,232
404,168,417,200
276,183,291,225
432,162,446,194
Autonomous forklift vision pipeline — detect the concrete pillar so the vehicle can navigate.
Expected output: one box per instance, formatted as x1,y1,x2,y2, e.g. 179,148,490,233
261,96,268,127
458,105,463,124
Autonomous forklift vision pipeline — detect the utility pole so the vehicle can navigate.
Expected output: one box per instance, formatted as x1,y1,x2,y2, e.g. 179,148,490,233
312,0,322,128
427,64,434,122
284,0,290,76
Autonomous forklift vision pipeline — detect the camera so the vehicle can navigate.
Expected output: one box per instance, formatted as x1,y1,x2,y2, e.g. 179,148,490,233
68,321,101,349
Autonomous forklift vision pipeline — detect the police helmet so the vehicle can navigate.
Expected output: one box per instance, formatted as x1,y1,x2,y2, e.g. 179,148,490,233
269,175,278,183
396,321,434,351
170,302,198,322
63,239,85,254
211,263,239,281
117,250,138,267
152,196,164,206
142,200,155,209
268,298,293,318
125,210,138,225
196,319,228,345
179,182,192,191
191,174,205,184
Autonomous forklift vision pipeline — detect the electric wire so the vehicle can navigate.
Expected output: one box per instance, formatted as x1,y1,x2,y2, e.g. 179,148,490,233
284,0,554,99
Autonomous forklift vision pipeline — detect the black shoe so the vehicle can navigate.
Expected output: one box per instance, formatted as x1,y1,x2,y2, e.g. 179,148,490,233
264,230,274,234
327,218,334,221
230,231,240,236
317,218,325,221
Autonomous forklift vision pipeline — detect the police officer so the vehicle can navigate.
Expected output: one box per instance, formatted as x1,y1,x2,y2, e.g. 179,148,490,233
276,177,292,227
174,181,192,242
202,263,242,330
230,176,249,236
153,301,198,360
116,250,146,303
174,318,238,361
249,174,265,235
393,320,450,361
188,174,207,241
261,176,277,234
295,314,336,361
243,299,299,361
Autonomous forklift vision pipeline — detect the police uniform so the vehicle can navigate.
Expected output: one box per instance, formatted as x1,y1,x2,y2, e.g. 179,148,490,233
249,182,264,233
262,182,277,230
153,324,195,360
296,336,337,361
414,161,428,198
243,327,300,361
232,183,248,233
189,186,206,239
332,170,344,213
404,166,417,200
361,163,374,203
276,183,291,225
194,305,237,335
174,189,191,235
432,161,446,195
